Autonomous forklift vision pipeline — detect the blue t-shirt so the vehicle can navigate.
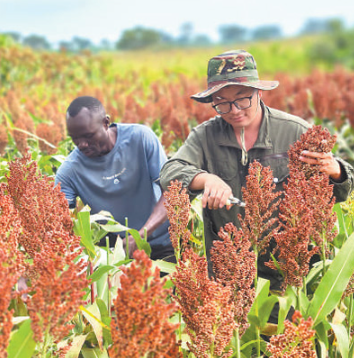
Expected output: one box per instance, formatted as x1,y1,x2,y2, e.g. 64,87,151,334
55,123,173,259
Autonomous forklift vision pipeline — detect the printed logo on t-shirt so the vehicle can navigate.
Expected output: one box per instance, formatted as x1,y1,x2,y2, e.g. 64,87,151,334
102,168,126,183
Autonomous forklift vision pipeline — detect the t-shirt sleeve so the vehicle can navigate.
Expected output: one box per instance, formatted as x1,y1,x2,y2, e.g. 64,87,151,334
54,166,77,209
140,126,167,183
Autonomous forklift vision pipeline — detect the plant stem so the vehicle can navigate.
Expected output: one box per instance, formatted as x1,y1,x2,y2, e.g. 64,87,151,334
89,260,94,305
125,217,129,259
106,236,111,315
297,286,302,313
322,232,327,278
253,245,261,358
303,276,307,297
348,294,353,341
40,327,51,358
235,328,241,358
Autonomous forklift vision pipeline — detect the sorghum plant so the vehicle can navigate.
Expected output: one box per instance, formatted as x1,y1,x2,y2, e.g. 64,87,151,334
0,195,23,357
238,160,281,256
109,250,180,358
288,125,336,180
266,170,321,289
267,311,316,357
173,248,236,358
268,125,337,289
164,179,191,259
211,222,256,337
3,153,89,349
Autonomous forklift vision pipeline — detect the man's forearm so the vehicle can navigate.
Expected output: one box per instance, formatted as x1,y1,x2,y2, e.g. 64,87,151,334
139,195,168,239
189,172,209,190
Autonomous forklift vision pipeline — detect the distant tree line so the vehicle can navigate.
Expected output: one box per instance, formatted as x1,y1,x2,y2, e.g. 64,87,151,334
1,17,352,52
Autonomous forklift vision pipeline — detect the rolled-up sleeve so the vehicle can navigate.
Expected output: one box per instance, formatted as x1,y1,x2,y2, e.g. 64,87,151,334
160,128,206,194
331,157,354,202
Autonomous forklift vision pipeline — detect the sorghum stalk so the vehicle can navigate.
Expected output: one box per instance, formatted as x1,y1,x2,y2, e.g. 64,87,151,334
163,180,191,261
348,295,353,341
106,236,111,315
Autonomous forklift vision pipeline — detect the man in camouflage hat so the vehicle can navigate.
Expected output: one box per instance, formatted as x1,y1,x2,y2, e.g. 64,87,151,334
160,50,354,294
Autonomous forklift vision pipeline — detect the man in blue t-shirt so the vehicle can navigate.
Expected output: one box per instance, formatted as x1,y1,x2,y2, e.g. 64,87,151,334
55,96,174,261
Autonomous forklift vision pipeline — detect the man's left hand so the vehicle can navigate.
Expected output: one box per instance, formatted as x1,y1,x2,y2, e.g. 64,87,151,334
299,150,342,181
122,235,138,259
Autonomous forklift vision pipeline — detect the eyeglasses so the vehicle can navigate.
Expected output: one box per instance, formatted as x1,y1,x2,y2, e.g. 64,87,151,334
212,91,257,115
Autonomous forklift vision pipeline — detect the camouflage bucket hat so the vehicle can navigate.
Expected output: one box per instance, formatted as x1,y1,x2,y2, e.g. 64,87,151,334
191,49,279,103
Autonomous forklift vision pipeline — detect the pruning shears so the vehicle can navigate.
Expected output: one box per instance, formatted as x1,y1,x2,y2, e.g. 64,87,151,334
226,196,246,207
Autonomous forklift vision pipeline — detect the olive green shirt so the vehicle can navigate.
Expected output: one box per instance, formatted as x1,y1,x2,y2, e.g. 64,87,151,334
160,102,354,289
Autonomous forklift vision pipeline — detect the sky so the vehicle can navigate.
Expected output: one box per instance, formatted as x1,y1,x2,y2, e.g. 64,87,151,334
1,0,354,45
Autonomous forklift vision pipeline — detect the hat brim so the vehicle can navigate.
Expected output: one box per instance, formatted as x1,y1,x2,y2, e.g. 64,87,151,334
191,80,279,103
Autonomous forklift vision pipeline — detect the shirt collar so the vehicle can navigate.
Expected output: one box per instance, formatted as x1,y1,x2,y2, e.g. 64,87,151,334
216,101,273,150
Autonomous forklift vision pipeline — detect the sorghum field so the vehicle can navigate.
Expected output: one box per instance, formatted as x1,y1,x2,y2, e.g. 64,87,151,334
1,35,354,357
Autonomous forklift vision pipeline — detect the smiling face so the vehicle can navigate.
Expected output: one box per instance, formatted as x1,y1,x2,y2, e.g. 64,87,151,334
211,85,263,131
67,107,112,158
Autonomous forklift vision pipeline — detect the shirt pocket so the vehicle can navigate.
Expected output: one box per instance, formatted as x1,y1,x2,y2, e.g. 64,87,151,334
258,155,289,189
212,160,238,182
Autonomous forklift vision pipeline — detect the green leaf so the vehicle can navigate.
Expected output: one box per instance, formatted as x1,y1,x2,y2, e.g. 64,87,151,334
74,208,96,259
100,224,152,257
329,322,349,358
128,228,151,257
96,299,112,346
315,321,329,350
80,304,106,350
247,278,272,328
88,265,115,282
258,295,278,328
11,316,30,325
306,232,354,326
334,203,348,242
277,286,297,333
7,320,36,358
65,334,88,358
81,348,109,358
349,337,354,358
96,299,111,328
152,259,176,275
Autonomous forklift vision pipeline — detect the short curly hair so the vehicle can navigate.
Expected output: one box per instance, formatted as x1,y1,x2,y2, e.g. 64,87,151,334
66,96,104,118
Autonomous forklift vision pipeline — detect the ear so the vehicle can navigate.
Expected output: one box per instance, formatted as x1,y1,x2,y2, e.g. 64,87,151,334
258,90,263,99
103,114,110,129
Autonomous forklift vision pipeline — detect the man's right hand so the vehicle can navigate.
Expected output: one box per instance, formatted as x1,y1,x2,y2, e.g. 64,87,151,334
190,173,233,210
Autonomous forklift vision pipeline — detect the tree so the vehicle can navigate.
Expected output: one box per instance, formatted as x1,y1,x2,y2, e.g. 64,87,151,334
23,35,51,50
252,25,282,41
177,22,194,45
99,39,114,51
3,32,21,43
116,26,164,50
218,24,248,44
300,18,331,35
72,36,93,51
193,34,212,47
58,41,74,52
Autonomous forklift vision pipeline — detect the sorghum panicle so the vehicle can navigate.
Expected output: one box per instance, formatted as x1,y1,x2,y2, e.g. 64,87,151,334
239,161,280,254
288,125,336,179
173,248,236,358
0,186,24,357
164,180,191,252
4,153,89,344
109,250,181,358
211,223,256,336
267,311,316,357
268,125,337,289
266,171,320,288
6,153,74,257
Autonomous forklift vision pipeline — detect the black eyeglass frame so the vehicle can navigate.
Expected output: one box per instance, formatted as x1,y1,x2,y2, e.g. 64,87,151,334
212,90,258,115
